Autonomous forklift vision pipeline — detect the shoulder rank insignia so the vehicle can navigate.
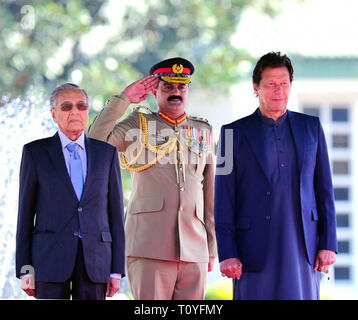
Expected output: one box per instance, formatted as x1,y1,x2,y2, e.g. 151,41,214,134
132,105,154,114
188,115,210,124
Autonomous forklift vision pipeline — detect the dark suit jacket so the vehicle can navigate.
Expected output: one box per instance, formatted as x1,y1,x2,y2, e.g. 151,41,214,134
214,109,338,272
16,132,125,283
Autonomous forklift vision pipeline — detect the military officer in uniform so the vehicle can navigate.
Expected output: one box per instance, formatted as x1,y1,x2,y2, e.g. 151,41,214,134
87,57,217,300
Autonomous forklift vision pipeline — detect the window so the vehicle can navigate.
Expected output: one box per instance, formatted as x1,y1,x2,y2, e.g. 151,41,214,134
332,107,348,122
334,187,349,201
336,213,350,228
303,106,320,118
333,160,349,174
338,241,350,254
332,134,349,148
334,266,351,280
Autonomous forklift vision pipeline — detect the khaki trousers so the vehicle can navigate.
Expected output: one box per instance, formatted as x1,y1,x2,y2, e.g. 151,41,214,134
126,257,207,300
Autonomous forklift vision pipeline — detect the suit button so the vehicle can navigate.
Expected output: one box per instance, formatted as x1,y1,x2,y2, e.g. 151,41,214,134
73,231,79,237
265,215,271,220
179,186,184,192
78,207,83,212
179,207,184,212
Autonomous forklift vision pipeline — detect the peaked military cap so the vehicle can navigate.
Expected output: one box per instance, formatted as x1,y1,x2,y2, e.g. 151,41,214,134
149,57,195,84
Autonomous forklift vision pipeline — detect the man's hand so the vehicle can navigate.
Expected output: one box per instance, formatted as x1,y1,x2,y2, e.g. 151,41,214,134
21,275,36,297
314,249,336,273
220,258,243,280
123,75,159,104
208,256,215,272
106,278,120,297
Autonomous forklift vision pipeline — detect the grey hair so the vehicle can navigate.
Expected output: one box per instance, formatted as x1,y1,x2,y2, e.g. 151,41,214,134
50,83,89,109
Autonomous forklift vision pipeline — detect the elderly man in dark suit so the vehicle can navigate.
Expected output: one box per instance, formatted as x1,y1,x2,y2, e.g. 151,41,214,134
16,83,125,299
214,52,337,300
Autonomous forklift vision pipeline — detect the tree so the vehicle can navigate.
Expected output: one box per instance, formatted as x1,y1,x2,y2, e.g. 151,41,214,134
0,0,290,108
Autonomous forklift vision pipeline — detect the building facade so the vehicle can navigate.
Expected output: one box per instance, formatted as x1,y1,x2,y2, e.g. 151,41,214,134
293,56,358,299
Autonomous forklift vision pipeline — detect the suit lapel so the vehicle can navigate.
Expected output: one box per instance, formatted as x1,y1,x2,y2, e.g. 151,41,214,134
47,132,78,199
81,135,93,200
242,111,271,184
287,110,305,175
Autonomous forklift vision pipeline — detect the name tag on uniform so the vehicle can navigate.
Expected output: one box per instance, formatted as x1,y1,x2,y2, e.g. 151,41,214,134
151,133,169,144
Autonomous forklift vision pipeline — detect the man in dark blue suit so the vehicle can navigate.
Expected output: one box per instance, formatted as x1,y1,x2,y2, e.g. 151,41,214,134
16,83,125,299
214,52,337,300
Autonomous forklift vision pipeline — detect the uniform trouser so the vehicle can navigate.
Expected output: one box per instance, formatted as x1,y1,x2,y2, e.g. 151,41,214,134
126,256,207,300
35,240,107,300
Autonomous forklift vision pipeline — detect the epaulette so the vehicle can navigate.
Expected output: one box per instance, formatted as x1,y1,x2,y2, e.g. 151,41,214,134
187,115,208,123
187,115,211,126
131,105,154,114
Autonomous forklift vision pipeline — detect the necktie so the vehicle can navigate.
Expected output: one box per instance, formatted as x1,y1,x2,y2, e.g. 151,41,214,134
66,143,84,201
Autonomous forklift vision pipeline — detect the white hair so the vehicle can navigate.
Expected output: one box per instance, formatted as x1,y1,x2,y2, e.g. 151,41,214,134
50,83,89,109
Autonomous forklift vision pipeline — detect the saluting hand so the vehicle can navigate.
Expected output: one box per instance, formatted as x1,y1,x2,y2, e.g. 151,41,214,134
123,75,159,104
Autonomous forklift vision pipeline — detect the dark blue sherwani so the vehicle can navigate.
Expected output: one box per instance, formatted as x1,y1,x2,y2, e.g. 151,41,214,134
234,110,319,299
214,108,337,300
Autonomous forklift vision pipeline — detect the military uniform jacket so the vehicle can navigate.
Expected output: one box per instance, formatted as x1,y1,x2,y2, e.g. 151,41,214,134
87,94,217,263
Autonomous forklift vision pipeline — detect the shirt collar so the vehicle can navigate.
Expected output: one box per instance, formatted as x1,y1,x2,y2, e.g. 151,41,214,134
158,111,187,125
58,129,85,151
257,108,288,127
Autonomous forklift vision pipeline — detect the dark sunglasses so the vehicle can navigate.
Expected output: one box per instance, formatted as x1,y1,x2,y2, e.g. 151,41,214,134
60,102,89,112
